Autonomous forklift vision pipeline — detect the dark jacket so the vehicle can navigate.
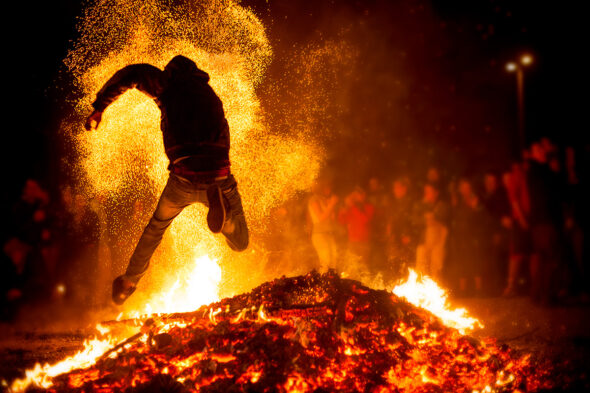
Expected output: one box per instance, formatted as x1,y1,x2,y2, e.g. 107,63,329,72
92,55,230,172
526,161,563,227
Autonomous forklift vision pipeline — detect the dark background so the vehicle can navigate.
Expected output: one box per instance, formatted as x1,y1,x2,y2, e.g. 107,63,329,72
2,0,587,212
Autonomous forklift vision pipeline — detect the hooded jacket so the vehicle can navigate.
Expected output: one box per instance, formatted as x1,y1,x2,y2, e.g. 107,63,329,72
92,55,230,172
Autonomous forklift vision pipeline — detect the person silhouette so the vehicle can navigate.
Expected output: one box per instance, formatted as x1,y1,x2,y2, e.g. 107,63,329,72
86,55,249,305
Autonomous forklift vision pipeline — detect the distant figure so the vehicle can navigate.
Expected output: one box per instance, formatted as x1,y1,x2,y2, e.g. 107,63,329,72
480,172,512,294
86,55,249,305
414,183,448,281
452,179,486,296
386,177,417,280
527,142,563,304
1,238,33,320
339,187,375,270
308,179,339,272
501,164,531,297
367,177,389,275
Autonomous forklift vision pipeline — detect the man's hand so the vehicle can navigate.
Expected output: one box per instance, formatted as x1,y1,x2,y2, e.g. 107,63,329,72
85,110,103,131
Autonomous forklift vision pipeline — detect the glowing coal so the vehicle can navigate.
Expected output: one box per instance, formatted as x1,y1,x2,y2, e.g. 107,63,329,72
10,271,553,393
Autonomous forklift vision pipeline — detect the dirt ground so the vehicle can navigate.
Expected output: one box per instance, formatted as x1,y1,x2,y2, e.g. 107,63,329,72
1,295,589,392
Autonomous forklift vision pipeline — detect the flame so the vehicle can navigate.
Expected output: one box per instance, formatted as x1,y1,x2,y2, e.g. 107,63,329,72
9,337,117,392
392,269,483,334
95,323,110,336
9,272,551,393
143,254,222,315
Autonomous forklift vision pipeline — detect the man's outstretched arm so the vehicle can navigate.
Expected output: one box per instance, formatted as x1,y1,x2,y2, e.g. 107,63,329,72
85,63,164,130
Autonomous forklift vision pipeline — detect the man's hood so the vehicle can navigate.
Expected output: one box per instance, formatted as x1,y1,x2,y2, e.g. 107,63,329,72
165,55,210,82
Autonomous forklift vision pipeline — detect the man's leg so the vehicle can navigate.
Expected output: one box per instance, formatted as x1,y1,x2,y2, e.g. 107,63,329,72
124,175,195,284
218,175,249,251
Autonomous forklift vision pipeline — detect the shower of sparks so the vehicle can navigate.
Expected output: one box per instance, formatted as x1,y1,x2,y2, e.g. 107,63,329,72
60,0,322,307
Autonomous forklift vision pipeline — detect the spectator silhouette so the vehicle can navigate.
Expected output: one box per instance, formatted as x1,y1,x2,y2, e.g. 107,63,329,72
414,183,448,281
386,177,417,280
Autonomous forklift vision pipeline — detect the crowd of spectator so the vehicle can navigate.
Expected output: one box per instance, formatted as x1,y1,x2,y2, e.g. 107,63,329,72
2,136,588,321
0,179,116,321
269,137,588,305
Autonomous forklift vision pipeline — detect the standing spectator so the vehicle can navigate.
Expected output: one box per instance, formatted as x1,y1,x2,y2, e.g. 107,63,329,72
452,179,486,296
426,166,442,188
339,186,375,273
426,166,450,203
527,141,564,305
367,177,389,276
481,172,512,294
547,147,585,298
308,179,339,272
414,183,448,281
11,179,51,251
562,146,587,297
386,176,418,280
1,238,34,320
501,162,532,296
10,179,57,300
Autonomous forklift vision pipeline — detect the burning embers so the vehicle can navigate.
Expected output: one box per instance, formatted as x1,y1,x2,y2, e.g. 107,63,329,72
11,271,552,392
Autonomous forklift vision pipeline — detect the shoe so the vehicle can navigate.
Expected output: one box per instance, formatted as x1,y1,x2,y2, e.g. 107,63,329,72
206,184,226,233
112,275,136,305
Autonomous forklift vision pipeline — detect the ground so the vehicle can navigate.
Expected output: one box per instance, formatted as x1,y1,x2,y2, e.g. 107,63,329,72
1,293,589,391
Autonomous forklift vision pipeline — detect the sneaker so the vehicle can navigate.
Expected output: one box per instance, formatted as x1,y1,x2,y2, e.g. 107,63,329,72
207,184,226,233
112,275,136,305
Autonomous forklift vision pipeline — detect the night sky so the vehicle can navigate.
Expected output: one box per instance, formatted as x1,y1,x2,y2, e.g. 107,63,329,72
2,0,587,207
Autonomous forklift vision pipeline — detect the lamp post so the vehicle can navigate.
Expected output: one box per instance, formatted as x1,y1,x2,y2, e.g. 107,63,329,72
506,54,533,151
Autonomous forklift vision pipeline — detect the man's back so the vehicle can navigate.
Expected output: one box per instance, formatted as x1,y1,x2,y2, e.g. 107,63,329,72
92,55,230,170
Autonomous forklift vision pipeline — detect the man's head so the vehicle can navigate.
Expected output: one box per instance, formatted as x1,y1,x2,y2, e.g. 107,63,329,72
21,179,45,205
165,55,209,81
540,137,556,155
3,238,30,272
352,186,367,203
458,178,473,199
392,177,409,199
484,173,498,194
530,142,547,164
423,183,439,203
427,167,440,183
368,177,381,192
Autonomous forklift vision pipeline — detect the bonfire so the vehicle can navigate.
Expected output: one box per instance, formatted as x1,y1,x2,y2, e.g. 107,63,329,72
9,270,554,393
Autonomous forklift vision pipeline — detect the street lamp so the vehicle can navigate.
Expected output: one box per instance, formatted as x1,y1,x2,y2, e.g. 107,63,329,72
506,54,533,151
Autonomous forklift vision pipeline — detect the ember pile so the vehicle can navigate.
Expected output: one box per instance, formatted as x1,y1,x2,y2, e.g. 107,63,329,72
23,271,554,392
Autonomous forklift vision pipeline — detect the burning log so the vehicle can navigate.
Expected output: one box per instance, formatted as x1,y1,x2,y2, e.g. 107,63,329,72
13,271,554,392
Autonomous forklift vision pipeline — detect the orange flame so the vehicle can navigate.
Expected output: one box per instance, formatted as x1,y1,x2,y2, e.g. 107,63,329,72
392,269,483,334
9,337,117,392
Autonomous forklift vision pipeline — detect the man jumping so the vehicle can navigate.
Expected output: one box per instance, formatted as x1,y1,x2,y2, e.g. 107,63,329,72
85,55,249,305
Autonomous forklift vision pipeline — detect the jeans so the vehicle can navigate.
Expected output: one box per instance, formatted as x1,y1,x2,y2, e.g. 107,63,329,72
125,173,249,284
